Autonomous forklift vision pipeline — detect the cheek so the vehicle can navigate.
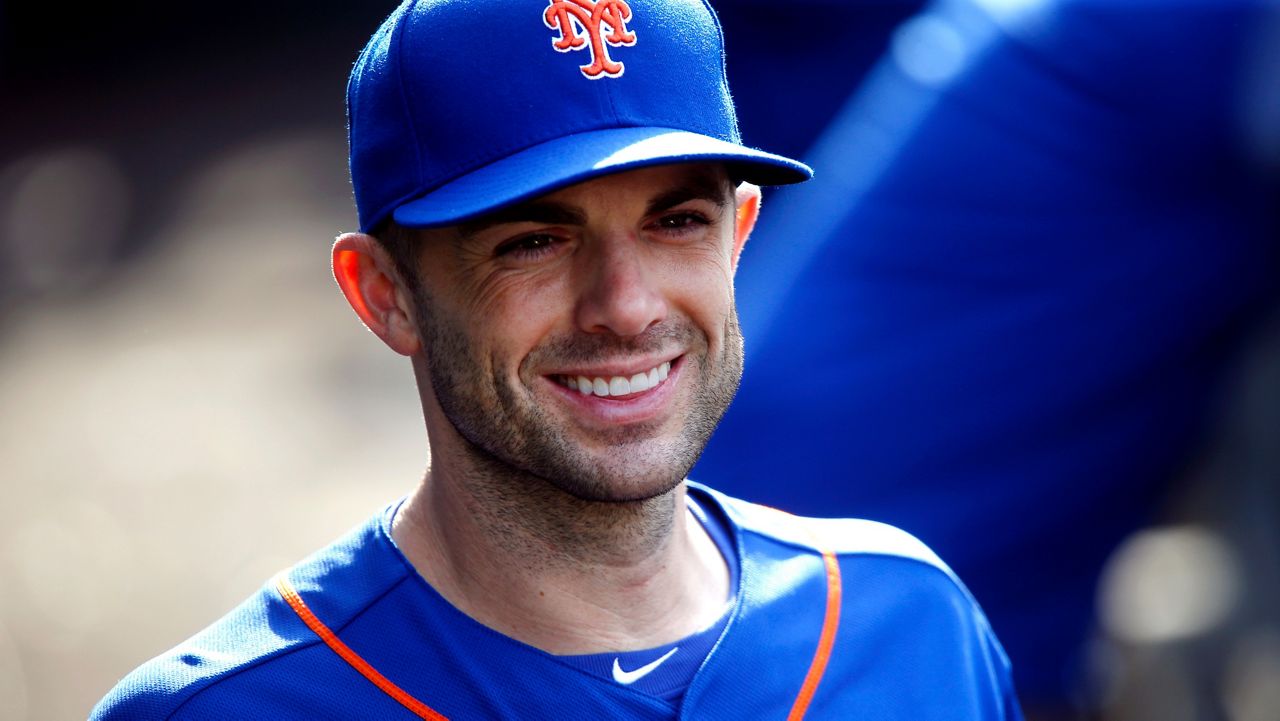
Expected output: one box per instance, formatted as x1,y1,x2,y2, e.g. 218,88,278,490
687,286,735,354
656,225,737,288
457,272,571,375
654,245,736,326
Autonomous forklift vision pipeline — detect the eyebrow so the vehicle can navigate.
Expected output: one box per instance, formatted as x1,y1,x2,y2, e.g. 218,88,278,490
456,168,732,240
644,173,731,217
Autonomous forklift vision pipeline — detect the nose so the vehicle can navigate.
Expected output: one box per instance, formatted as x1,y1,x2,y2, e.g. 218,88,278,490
574,232,667,337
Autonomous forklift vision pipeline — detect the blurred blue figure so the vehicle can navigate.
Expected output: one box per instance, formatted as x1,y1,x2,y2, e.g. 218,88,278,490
703,0,1280,714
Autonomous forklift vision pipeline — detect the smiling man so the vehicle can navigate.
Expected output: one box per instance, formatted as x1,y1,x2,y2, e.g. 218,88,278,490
92,0,1022,719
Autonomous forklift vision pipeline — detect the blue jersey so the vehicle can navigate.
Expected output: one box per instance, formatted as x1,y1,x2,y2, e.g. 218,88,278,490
92,484,1022,719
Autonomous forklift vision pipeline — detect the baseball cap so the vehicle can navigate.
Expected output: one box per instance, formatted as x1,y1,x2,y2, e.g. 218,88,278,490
348,0,812,232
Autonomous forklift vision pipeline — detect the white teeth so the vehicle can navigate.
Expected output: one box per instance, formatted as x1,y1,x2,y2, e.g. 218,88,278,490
560,360,675,398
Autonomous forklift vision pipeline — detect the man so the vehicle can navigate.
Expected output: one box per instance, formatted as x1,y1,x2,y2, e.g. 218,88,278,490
92,0,1021,718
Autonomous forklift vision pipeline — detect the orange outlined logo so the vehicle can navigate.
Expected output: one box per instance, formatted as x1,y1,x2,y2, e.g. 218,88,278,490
543,0,637,79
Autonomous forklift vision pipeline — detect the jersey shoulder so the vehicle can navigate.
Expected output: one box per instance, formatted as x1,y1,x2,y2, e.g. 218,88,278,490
696,483,952,569
90,584,305,720
693,484,1020,718
692,482,981,611
90,507,409,720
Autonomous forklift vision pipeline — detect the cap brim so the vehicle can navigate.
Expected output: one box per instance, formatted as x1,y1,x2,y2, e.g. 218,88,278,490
390,127,811,229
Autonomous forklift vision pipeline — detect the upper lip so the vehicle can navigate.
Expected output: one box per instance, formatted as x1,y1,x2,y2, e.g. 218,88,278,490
546,354,679,378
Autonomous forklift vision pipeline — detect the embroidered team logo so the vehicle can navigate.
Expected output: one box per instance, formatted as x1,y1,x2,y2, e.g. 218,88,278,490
543,0,637,79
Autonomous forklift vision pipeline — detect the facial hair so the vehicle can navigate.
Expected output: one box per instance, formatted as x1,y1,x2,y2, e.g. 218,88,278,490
412,286,744,503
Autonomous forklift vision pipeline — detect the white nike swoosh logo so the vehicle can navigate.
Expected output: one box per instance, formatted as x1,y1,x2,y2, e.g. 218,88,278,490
611,647,679,685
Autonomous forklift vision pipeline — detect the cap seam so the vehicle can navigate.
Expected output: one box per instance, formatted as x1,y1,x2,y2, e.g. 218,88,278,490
604,64,622,125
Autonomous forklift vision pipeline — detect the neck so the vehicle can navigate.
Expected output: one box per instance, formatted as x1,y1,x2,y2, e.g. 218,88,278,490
391,446,730,655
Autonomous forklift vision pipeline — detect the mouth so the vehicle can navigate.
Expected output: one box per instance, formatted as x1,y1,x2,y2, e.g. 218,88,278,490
550,360,673,399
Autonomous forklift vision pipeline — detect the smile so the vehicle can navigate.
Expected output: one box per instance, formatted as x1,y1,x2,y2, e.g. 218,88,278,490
553,361,672,398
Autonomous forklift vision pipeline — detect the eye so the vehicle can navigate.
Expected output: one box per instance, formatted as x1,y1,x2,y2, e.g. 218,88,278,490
495,233,561,259
653,211,711,233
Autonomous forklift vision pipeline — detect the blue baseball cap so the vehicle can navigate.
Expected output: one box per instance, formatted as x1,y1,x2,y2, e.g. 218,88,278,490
348,0,812,232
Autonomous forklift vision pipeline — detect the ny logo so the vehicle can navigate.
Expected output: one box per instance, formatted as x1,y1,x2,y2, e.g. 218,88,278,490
543,0,637,79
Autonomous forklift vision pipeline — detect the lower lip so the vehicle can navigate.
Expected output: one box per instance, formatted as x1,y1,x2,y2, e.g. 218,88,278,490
544,357,683,425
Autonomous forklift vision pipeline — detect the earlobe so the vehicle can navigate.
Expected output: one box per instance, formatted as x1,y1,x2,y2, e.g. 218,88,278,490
731,182,762,270
332,233,422,356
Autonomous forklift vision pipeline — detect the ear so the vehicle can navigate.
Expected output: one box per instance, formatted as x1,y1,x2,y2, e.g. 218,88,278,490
731,182,761,271
332,232,422,356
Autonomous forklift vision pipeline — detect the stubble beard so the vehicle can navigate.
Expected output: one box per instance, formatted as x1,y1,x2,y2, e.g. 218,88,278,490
412,287,744,506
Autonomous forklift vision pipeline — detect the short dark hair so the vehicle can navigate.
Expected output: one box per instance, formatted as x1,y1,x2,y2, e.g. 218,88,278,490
372,220,422,292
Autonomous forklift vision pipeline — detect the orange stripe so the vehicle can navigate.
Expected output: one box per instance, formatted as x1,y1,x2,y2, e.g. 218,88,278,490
275,575,449,721
786,546,842,720
277,547,839,719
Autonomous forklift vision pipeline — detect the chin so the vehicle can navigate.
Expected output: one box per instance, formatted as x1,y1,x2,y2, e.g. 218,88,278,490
545,458,691,504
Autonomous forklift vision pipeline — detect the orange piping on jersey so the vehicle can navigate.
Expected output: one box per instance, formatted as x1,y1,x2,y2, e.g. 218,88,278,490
275,574,449,721
786,546,842,720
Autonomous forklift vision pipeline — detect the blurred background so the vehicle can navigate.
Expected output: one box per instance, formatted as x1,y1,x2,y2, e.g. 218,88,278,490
1,1,1277,720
